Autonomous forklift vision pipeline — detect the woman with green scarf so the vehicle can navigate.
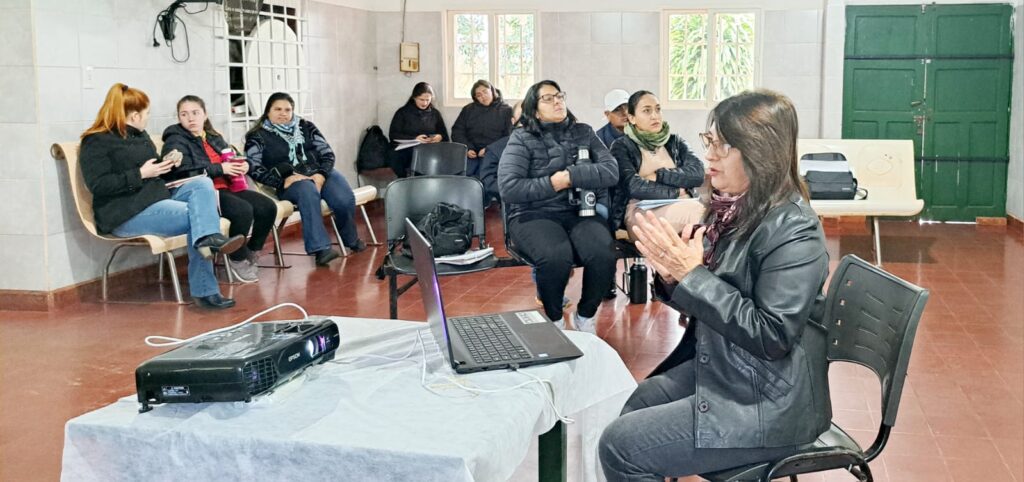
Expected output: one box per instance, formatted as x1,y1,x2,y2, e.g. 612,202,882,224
609,91,705,239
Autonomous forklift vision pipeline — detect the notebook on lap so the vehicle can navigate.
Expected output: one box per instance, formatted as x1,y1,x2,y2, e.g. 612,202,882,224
405,218,583,374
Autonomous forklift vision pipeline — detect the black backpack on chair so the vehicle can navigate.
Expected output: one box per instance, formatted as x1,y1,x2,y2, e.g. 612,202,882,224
402,202,474,257
357,125,390,172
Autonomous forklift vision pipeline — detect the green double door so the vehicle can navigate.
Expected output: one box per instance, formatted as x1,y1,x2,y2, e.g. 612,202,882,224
843,4,1014,221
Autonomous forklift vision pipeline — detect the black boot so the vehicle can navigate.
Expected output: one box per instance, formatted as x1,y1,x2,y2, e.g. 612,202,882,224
195,234,246,259
315,249,341,266
193,293,236,310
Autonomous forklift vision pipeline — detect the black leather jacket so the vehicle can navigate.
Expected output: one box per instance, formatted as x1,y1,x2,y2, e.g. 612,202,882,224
497,120,619,221
651,193,832,449
609,134,705,229
160,124,233,181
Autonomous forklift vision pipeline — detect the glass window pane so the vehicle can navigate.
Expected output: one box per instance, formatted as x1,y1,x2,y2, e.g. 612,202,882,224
713,13,756,101
497,14,535,98
667,13,708,101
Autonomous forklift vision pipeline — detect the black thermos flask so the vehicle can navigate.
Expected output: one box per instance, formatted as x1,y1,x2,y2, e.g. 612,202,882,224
628,259,648,304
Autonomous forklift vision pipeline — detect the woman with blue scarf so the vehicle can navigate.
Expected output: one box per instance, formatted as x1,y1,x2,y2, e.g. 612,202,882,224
245,92,366,266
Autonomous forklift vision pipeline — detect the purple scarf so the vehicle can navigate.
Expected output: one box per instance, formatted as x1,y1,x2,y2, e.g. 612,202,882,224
703,191,744,270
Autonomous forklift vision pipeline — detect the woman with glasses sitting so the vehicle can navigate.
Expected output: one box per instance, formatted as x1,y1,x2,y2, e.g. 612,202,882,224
599,90,831,481
609,90,706,238
497,80,619,334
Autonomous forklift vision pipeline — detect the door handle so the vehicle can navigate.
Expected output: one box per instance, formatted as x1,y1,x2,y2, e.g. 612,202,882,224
910,100,924,107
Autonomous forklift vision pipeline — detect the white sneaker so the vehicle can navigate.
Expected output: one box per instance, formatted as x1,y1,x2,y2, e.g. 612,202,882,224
573,312,597,335
552,319,566,330
228,254,259,283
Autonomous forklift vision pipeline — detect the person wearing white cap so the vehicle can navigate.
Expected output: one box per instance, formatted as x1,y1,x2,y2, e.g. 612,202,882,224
596,89,631,148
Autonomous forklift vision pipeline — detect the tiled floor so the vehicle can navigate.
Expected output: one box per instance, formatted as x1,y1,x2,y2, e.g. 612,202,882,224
1,203,1021,481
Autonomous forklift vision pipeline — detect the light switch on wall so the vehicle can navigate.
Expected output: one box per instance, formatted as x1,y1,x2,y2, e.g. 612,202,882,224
82,66,94,90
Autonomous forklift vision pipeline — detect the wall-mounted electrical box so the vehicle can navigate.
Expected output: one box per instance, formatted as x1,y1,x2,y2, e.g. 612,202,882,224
400,42,420,72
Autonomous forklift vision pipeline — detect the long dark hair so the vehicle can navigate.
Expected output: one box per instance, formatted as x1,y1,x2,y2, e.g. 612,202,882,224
248,92,294,135
470,79,502,105
703,89,808,240
176,95,222,138
519,80,577,134
406,82,436,109
626,90,655,115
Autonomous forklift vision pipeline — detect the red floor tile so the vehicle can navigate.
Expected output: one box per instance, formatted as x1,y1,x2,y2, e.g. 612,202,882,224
1,212,1022,481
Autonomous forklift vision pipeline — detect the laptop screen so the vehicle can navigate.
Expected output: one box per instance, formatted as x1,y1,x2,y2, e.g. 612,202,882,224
405,218,456,367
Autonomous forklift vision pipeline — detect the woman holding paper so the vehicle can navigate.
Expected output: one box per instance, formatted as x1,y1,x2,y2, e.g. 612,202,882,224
80,83,243,309
609,91,705,239
162,95,278,283
386,82,449,177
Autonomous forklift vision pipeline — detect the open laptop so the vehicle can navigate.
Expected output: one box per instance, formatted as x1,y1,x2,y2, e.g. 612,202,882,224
406,218,583,374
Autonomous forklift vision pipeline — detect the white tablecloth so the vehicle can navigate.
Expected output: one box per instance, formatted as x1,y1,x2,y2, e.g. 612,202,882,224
61,317,637,482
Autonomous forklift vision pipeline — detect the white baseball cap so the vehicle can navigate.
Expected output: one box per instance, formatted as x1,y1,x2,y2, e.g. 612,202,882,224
604,89,630,112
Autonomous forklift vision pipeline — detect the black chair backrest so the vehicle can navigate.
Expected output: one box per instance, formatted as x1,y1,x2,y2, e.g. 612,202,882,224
384,175,486,245
410,142,468,176
823,255,929,429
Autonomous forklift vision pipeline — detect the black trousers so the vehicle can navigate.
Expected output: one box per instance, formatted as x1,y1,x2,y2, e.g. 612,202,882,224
219,189,278,260
387,148,412,178
509,212,616,321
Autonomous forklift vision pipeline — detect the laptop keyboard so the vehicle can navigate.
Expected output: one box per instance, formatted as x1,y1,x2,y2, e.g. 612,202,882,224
451,314,531,364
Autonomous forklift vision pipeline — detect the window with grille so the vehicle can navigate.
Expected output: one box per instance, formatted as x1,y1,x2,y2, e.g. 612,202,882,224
662,10,760,109
444,11,537,105
215,0,309,146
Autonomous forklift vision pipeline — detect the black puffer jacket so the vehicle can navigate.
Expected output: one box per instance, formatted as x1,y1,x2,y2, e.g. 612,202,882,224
244,119,336,193
651,193,831,449
609,134,705,229
451,101,513,151
160,124,233,181
497,120,618,221
80,126,170,234
388,103,449,144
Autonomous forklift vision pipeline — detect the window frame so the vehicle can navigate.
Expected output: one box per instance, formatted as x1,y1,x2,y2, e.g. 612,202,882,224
660,8,763,110
443,10,541,107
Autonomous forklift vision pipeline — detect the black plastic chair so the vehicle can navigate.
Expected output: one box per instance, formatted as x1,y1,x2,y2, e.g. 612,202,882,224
696,254,929,482
378,176,497,319
410,142,469,176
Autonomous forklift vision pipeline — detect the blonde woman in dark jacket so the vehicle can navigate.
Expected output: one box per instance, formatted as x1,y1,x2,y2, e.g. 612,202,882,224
600,90,831,481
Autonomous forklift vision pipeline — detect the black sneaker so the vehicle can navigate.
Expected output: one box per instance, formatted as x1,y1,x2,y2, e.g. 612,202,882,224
195,234,246,259
193,293,236,310
315,249,341,266
347,239,367,253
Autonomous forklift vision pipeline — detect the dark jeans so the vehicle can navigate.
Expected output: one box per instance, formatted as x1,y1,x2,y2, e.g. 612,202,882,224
599,361,802,481
509,212,615,321
280,170,359,254
387,148,412,178
218,189,278,260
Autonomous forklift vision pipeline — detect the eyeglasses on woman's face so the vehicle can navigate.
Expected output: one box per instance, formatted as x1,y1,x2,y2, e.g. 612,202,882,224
539,92,567,104
698,131,732,157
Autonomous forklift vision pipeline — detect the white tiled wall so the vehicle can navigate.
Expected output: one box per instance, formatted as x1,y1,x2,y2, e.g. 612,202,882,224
6,0,1021,294
1007,2,1023,219
373,7,825,152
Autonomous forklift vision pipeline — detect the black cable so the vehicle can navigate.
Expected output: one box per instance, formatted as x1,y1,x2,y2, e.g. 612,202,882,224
168,12,191,63
151,0,210,63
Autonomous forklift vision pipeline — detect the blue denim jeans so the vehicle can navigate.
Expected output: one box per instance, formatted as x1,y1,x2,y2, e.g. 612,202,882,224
280,170,358,254
111,177,222,298
599,361,800,480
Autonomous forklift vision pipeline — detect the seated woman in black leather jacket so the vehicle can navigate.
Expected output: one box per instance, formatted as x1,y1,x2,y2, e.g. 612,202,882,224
609,91,705,238
498,80,619,334
599,90,832,481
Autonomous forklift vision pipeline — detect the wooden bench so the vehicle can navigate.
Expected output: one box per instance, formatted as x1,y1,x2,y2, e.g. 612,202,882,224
798,139,924,266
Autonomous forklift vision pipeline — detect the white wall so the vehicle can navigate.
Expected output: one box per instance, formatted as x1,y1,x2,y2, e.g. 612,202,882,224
1008,1,1023,219
375,6,826,150
0,0,375,294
